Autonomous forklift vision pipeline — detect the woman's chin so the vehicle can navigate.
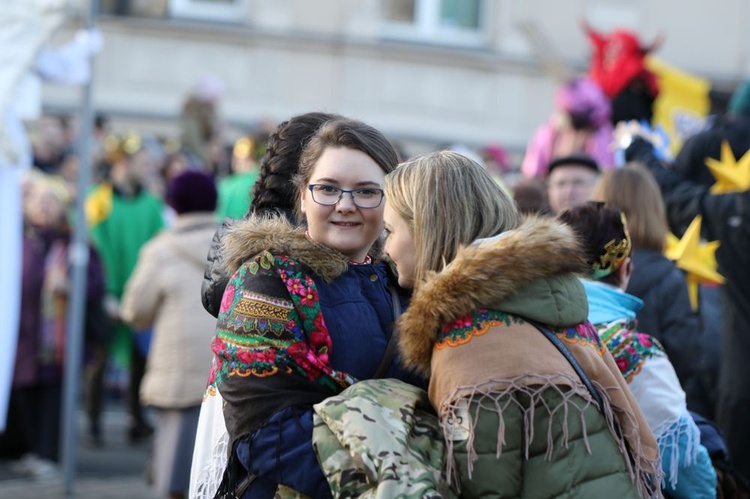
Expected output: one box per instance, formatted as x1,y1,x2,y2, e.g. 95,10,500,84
328,235,376,258
397,274,414,290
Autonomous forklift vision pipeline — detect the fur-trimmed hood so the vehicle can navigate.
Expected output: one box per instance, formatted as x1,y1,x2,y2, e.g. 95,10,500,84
222,214,385,280
398,216,590,374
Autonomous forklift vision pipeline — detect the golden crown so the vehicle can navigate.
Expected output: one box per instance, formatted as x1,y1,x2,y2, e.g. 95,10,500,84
592,212,632,279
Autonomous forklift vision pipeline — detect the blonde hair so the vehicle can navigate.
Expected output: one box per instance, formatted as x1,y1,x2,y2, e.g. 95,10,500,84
23,170,73,206
385,151,520,288
590,162,668,251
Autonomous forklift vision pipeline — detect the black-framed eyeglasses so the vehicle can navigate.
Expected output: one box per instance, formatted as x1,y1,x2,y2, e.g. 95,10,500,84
308,184,385,209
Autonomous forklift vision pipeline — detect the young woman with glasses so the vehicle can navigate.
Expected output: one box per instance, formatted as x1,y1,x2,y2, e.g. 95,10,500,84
196,117,425,499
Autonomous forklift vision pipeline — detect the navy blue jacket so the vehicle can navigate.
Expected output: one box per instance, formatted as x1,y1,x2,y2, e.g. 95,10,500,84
236,261,425,498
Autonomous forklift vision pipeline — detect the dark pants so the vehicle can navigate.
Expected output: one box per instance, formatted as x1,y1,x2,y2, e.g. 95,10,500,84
127,338,149,430
9,384,62,461
85,342,109,435
717,394,750,482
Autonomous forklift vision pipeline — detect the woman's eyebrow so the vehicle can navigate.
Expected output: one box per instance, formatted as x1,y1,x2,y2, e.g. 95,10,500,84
313,177,382,187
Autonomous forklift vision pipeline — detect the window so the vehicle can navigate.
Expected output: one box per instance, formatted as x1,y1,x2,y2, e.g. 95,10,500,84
381,0,487,45
169,0,248,23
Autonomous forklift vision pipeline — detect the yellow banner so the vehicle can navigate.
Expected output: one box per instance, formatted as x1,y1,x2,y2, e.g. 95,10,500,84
646,56,711,155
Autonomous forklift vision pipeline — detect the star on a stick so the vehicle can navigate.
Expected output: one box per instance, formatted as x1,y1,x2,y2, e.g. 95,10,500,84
664,216,724,310
705,140,750,194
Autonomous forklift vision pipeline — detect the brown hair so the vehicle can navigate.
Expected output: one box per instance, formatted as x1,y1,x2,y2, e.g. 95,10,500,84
293,118,399,218
557,202,632,285
250,112,339,219
590,162,668,251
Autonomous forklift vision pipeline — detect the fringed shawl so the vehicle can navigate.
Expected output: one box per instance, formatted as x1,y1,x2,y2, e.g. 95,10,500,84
430,311,662,498
598,318,703,490
397,217,662,498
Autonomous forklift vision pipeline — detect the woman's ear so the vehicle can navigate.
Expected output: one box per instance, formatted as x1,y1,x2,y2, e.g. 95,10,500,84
615,256,633,290
299,190,307,216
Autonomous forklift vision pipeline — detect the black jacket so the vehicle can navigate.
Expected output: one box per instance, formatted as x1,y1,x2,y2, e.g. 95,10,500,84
626,137,750,478
626,248,703,408
201,218,231,318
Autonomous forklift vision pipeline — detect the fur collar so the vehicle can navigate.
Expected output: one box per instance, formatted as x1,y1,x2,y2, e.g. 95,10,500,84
222,214,384,281
398,215,588,375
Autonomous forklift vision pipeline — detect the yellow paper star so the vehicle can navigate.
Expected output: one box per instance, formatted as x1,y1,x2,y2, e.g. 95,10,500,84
664,216,724,310
705,140,750,194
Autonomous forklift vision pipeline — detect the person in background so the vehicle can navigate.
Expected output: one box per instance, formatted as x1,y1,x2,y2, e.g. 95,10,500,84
582,21,662,125
522,76,614,178
200,112,339,318
121,171,218,499
590,164,705,413
383,151,659,498
179,74,224,171
6,172,105,478
481,143,511,177
618,118,750,483
159,152,190,197
87,135,164,444
216,135,260,220
546,153,601,214
559,202,716,499
512,176,551,215
670,79,750,233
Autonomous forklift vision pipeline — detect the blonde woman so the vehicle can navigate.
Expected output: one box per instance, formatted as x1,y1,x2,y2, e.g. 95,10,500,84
383,151,661,498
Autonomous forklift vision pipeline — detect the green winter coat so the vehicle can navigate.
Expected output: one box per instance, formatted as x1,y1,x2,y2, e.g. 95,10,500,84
398,217,661,498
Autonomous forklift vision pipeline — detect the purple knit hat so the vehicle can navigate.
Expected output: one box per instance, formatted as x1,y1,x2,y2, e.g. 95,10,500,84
166,171,217,214
555,77,611,129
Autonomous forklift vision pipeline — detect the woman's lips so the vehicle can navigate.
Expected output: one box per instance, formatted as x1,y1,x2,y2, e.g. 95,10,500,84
331,221,361,228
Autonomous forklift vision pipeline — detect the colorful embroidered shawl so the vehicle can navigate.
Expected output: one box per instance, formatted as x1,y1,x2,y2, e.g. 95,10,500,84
209,250,356,444
598,318,664,382
595,318,704,490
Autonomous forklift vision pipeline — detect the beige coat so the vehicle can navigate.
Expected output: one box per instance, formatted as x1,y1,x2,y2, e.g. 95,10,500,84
122,213,218,408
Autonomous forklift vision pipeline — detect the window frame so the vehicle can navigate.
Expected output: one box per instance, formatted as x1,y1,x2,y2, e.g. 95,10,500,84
380,0,489,47
168,0,248,23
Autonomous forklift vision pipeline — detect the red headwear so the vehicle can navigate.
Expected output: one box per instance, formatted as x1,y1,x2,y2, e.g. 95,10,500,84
582,22,661,99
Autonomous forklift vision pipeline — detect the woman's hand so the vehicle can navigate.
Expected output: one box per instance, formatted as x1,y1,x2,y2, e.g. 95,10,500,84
613,120,663,150
103,294,121,321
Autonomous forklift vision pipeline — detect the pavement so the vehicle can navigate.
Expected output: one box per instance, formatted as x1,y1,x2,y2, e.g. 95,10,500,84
0,405,160,499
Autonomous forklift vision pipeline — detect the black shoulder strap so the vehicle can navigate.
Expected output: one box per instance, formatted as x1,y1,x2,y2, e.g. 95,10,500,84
372,284,402,379
526,319,604,409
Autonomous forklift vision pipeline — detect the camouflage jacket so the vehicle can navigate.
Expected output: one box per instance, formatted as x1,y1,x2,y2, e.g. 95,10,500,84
313,378,455,499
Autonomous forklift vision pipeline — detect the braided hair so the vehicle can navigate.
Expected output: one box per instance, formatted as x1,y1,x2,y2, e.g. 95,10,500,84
248,112,340,220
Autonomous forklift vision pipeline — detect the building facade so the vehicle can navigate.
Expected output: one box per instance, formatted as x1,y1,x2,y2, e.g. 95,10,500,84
45,0,750,155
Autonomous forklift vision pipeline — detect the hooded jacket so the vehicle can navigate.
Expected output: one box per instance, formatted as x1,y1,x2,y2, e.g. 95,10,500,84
397,216,661,498
120,212,218,408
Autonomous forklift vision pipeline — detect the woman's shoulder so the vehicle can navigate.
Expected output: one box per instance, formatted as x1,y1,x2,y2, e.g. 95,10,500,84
629,249,683,294
221,215,349,280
